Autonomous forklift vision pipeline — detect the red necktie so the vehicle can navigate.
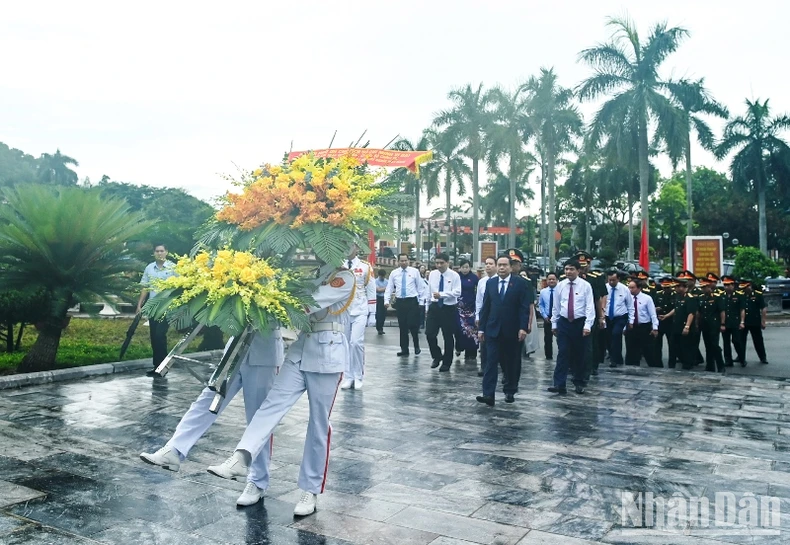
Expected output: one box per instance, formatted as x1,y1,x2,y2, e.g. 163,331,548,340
568,282,575,321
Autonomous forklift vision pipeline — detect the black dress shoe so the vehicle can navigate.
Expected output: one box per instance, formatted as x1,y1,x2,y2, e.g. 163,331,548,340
545,355,553,360
760,360,769,364
574,385,585,394
476,395,495,407
439,364,451,372
547,387,567,395
504,394,515,403
740,361,747,367
377,331,385,335
415,348,421,355
477,371,484,377
431,358,441,368
608,363,620,368
591,369,599,376
397,352,409,357
145,369,158,377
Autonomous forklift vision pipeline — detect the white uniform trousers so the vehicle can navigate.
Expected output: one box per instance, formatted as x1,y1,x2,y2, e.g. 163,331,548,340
525,321,540,355
345,313,367,381
167,360,276,490
236,361,342,494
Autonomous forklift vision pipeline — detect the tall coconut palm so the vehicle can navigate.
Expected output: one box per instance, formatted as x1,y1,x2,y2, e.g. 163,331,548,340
524,67,583,269
578,16,688,260
390,134,435,251
663,78,729,236
486,86,534,247
0,186,151,372
37,149,80,185
433,83,493,263
421,128,471,226
715,99,790,254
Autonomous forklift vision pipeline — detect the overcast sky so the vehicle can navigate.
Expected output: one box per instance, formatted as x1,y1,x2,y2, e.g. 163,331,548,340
2,1,788,217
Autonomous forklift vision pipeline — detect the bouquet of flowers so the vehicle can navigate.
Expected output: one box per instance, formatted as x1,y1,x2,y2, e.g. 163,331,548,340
201,152,398,266
143,249,313,335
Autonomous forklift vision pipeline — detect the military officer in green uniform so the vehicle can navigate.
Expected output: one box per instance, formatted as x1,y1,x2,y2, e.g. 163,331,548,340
697,273,726,373
739,280,769,365
665,271,698,369
720,275,746,367
655,277,676,367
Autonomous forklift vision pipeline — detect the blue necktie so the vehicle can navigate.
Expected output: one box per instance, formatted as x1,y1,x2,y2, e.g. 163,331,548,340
438,274,444,307
609,286,615,319
499,279,506,300
400,269,407,298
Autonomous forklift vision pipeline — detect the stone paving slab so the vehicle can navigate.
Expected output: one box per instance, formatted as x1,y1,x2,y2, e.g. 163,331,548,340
2,330,790,543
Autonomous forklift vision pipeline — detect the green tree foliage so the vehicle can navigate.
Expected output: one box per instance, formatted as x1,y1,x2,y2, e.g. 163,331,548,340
94,180,215,260
36,149,79,185
733,246,781,283
578,16,688,258
0,143,38,186
715,99,790,255
0,185,152,372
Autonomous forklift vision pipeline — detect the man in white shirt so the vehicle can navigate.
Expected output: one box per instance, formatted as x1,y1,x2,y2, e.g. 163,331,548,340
603,271,634,368
625,279,659,367
425,252,462,371
475,256,497,377
550,260,595,395
383,254,426,357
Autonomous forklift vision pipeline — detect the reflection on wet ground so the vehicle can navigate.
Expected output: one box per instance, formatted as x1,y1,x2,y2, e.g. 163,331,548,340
2,330,790,544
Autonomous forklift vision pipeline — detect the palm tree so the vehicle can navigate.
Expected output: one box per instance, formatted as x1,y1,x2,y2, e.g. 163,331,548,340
433,83,493,263
486,86,534,247
37,149,80,185
578,16,688,260
0,186,151,372
421,128,471,226
524,67,583,269
715,98,790,254
663,78,729,236
390,134,434,251
481,170,535,226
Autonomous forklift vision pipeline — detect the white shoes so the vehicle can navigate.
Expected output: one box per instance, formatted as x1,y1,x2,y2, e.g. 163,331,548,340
140,446,180,471
340,379,354,390
353,379,363,390
293,490,317,516
236,482,264,506
207,452,249,481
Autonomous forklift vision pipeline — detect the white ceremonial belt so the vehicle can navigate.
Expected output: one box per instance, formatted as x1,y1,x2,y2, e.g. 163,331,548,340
311,322,344,333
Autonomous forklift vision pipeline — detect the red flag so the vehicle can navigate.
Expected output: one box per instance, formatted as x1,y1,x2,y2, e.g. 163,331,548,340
639,220,649,270
367,229,376,263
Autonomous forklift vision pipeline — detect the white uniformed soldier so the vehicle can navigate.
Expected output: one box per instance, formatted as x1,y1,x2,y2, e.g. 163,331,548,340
206,267,355,517
340,249,376,390
140,330,283,506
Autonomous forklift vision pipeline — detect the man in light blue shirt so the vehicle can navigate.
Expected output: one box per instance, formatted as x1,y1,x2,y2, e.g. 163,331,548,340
138,243,176,376
603,270,634,368
538,272,558,360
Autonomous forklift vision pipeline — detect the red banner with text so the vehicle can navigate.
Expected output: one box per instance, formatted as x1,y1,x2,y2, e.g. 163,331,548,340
288,148,432,175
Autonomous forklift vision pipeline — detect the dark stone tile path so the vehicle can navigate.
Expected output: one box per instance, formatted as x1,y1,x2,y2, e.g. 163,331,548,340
2,329,790,544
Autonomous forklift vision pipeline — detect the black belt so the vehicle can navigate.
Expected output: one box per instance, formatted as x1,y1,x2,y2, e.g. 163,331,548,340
560,316,587,323
397,297,417,301
430,302,457,308
608,314,628,319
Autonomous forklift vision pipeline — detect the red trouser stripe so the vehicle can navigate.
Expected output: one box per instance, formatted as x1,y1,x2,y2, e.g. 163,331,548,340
321,373,343,493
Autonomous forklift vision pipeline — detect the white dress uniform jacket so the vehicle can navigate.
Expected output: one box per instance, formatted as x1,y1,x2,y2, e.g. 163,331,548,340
343,257,376,381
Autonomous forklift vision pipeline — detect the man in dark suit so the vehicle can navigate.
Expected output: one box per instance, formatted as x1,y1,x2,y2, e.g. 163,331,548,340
476,255,532,406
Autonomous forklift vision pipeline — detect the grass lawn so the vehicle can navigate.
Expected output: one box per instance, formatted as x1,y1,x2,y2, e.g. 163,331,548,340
0,318,207,375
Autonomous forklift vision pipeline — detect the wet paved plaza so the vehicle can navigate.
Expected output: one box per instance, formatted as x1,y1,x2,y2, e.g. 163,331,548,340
2,328,790,544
